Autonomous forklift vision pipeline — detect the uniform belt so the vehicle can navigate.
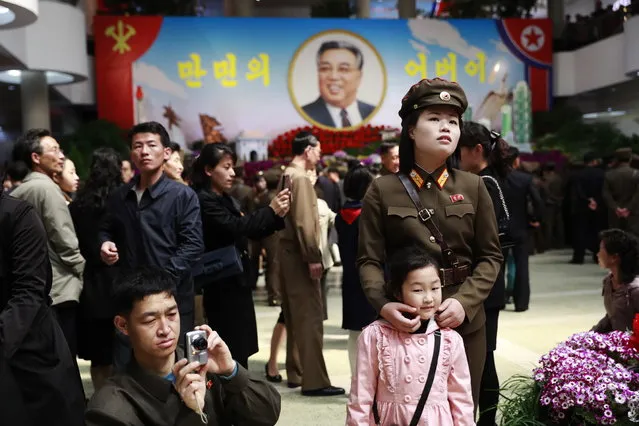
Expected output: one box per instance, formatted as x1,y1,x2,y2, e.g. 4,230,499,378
439,263,471,287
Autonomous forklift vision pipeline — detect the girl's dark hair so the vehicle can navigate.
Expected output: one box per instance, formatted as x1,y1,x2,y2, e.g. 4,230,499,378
458,121,512,178
398,108,461,175
343,162,373,201
600,229,639,285
191,143,236,191
385,246,440,301
73,148,122,212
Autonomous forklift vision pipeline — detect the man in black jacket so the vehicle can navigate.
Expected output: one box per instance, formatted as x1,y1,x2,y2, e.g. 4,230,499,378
99,121,204,369
503,147,543,312
0,191,85,426
569,152,606,264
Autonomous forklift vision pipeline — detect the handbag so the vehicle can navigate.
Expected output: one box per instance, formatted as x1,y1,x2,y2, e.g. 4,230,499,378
481,175,514,249
191,245,244,289
372,329,441,426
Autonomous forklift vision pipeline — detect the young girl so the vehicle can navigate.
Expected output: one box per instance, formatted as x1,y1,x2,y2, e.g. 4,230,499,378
592,228,639,333
347,247,475,425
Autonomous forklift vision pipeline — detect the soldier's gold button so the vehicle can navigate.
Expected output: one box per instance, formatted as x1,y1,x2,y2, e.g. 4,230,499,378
429,236,436,243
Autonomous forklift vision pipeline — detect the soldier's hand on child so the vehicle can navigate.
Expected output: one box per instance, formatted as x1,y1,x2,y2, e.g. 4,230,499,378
380,302,421,333
270,189,291,217
436,298,465,329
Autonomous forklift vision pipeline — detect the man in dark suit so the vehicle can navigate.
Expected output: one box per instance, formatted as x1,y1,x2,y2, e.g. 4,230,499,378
603,147,639,236
0,191,85,426
569,152,606,264
302,40,375,129
503,147,543,312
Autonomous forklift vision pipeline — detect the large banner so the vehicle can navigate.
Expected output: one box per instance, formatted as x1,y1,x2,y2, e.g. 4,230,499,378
94,17,552,154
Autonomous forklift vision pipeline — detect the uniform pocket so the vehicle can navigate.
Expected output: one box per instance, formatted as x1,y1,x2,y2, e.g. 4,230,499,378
387,206,417,218
445,203,475,218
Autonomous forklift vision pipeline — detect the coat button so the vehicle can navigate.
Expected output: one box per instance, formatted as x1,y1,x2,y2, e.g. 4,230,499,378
418,338,426,345
426,182,432,189
404,395,412,403
429,236,436,243
418,375,426,383
404,338,412,345
418,355,426,363
404,356,411,364
405,375,413,383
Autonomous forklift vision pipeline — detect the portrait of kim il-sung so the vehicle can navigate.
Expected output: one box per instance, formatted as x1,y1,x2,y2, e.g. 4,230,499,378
289,30,387,130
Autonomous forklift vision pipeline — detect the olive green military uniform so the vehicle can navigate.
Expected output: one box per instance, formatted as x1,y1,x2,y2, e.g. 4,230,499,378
603,150,639,236
278,162,331,390
357,78,503,406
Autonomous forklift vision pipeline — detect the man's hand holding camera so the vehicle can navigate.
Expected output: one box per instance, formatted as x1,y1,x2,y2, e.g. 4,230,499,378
173,325,236,415
195,324,236,376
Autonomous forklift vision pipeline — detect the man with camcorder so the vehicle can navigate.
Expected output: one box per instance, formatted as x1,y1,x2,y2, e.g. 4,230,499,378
86,267,281,426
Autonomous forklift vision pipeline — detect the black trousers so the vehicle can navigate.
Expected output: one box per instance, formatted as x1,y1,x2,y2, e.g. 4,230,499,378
504,239,530,310
572,210,602,262
478,309,500,426
52,302,78,359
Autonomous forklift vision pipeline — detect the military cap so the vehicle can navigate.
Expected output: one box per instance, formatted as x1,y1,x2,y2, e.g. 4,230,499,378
398,77,468,121
615,147,633,161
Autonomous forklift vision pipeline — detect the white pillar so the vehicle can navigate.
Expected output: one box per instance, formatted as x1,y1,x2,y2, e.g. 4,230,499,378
398,0,416,18
357,0,370,18
20,71,50,131
547,0,564,38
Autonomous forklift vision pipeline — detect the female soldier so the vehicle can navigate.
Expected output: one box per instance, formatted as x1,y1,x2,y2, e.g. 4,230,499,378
458,121,512,425
357,78,503,407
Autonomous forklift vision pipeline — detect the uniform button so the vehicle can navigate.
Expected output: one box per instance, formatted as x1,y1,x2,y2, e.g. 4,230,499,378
418,375,426,383
426,182,432,189
418,355,426,363
404,395,412,403
404,338,412,345
429,236,436,243
405,375,413,383
418,338,426,345
404,356,411,364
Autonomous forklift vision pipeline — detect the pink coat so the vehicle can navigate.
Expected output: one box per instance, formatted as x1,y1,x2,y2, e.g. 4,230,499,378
346,320,475,425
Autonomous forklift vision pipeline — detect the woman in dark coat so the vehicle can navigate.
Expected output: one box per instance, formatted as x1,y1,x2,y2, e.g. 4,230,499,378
0,191,85,426
336,162,378,377
458,121,512,426
192,143,290,368
69,148,123,392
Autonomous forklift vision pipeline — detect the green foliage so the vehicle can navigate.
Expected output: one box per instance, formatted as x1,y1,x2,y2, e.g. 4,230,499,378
60,120,128,180
311,0,353,17
498,375,548,426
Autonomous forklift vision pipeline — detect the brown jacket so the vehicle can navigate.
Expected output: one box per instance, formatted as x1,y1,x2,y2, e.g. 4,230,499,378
357,166,503,335
592,275,639,333
278,162,322,264
603,164,639,212
85,353,281,426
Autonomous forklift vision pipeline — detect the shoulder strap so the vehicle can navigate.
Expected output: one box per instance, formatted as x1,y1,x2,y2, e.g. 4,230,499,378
397,173,459,267
481,175,510,220
373,329,442,426
410,330,441,426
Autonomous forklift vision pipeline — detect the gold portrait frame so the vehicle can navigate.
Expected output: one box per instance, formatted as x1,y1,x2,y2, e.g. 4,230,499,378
288,29,388,132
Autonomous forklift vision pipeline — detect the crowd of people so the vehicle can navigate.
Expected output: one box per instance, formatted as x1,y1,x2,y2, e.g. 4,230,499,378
2,76,639,426
556,0,638,51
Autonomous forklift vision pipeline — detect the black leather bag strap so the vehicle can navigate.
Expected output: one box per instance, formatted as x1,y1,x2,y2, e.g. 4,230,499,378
410,330,441,426
397,173,459,268
372,330,442,425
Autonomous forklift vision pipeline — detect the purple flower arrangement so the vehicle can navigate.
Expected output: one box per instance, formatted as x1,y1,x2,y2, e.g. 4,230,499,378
521,331,639,424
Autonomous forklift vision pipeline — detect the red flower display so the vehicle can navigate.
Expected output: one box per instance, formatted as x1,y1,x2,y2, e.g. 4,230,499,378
267,124,398,159
629,314,639,352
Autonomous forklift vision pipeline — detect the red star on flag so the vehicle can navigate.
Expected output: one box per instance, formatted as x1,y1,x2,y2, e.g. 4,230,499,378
521,25,545,52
